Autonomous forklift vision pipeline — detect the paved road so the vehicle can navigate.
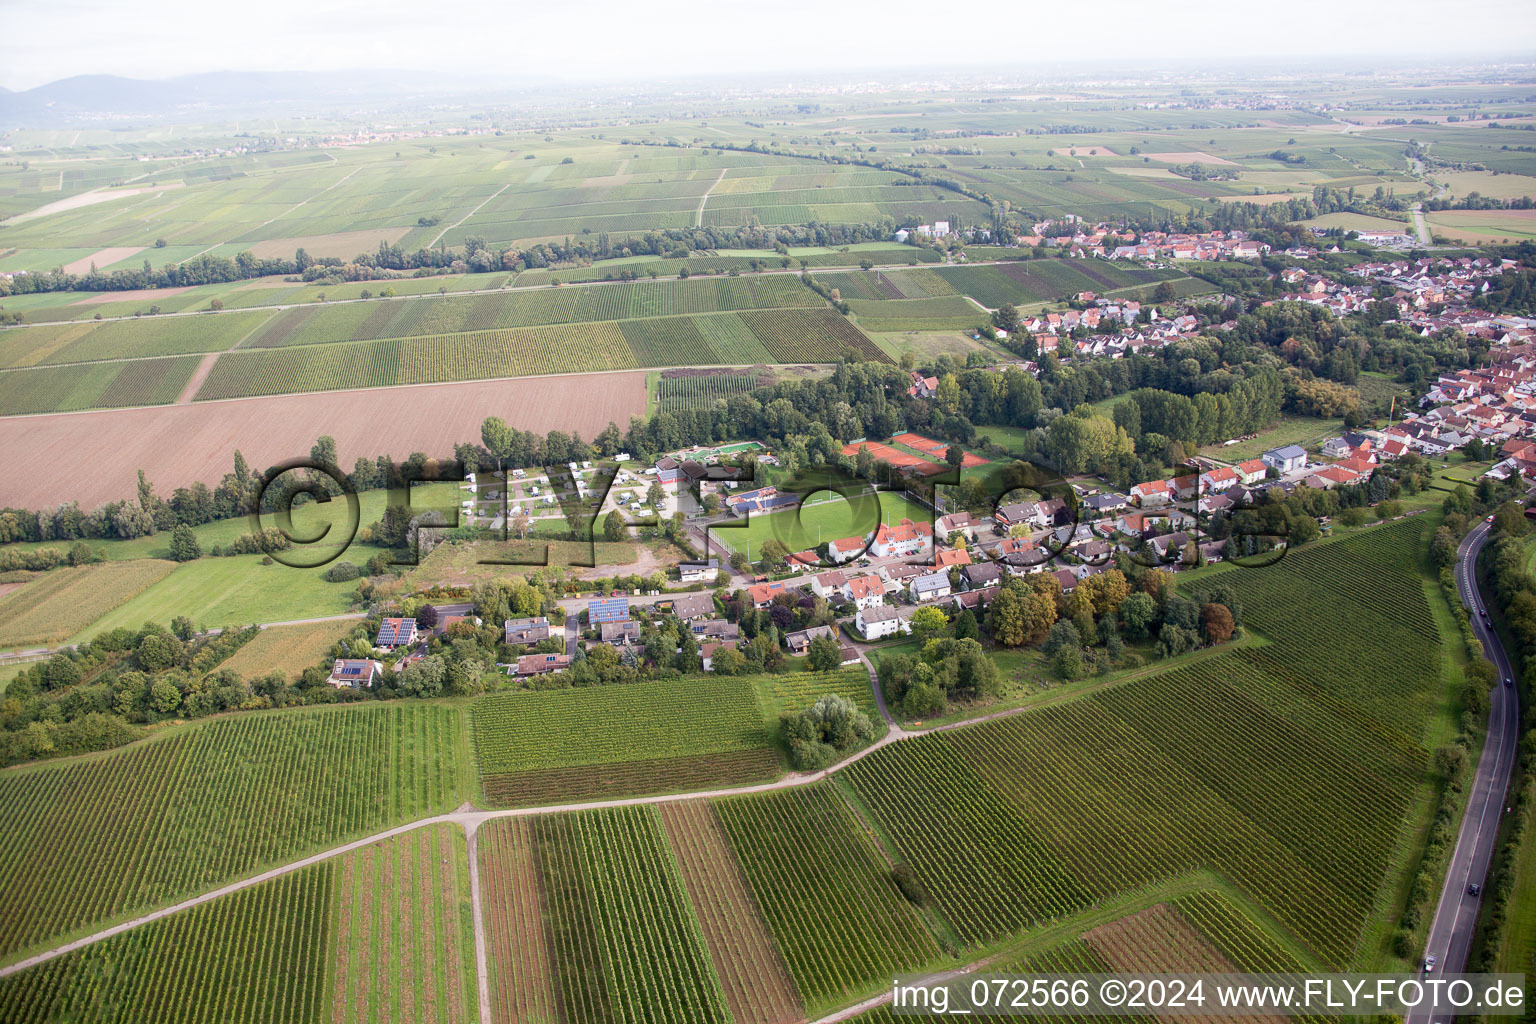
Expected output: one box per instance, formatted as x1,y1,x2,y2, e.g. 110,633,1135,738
1411,520,1521,1020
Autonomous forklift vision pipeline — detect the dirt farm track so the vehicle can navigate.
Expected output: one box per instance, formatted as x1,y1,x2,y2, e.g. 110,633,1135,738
0,370,647,510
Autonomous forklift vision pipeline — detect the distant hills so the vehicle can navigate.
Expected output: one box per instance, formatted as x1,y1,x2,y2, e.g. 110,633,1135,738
0,70,518,127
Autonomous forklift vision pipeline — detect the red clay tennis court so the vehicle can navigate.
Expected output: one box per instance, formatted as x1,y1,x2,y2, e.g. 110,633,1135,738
893,432,991,468
841,440,948,475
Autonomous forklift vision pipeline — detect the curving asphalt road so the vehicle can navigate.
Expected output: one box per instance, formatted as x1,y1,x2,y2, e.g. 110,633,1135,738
1411,520,1522,1021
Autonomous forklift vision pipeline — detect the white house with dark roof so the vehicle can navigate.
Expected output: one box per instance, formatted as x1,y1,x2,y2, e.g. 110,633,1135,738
856,604,913,640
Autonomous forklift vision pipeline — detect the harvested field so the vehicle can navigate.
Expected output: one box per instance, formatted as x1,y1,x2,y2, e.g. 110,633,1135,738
1425,208,1536,243
1083,903,1238,974
0,370,647,510
61,246,146,276
218,619,356,681
659,801,804,1024
76,286,194,305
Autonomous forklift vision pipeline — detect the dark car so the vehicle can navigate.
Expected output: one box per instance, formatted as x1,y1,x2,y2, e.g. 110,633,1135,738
1506,677,1514,687
1469,883,1481,897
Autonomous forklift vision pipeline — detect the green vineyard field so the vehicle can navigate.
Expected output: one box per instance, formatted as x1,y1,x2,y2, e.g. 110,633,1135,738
480,808,732,1024
713,785,943,1015
0,703,464,961
0,355,202,415
841,520,1439,967
656,372,763,413
193,309,885,400
0,864,331,1024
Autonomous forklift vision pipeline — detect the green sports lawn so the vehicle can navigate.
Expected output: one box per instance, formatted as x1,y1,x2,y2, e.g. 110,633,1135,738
722,489,931,557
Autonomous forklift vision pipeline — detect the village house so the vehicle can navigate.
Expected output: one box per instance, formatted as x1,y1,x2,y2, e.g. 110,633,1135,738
993,501,1043,528
934,547,972,569
669,592,716,621
952,586,1000,612
809,570,849,600
587,597,630,625
784,624,837,654
503,617,550,646
328,659,383,689
515,652,571,677
600,620,641,646
1129,479,1173,507
375,617,418,650
910,571,952,603
744,580,793,608
1235,458,1269,485
845,574,886,610
1261,444,1309,475
870,519,933,559
936,511,978,541
678,559,720,584
701,641,740,672
856,604,913,641
1198,466,1240,492
829,536,868,564
962,561,1003,590
692,619,740,643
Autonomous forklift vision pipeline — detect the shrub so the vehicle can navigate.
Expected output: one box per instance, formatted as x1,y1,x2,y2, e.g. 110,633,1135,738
323,561,361,583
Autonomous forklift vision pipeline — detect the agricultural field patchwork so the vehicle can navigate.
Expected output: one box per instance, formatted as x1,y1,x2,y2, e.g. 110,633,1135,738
192,308,882,401
656,370,765,413
0,355,203,415
658,801,804,1024
850,889,1318,1023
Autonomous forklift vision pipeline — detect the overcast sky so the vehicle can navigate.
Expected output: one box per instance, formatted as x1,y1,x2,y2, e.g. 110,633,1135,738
3,0,1534,91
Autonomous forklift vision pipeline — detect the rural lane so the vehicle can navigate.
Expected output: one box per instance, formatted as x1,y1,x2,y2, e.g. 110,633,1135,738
1409,520,1521,1023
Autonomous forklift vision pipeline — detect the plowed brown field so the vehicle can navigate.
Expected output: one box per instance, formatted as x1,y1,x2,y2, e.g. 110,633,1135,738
0,370,646,509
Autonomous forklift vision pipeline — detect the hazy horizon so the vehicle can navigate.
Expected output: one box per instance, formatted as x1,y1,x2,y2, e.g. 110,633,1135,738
4,0,1535,92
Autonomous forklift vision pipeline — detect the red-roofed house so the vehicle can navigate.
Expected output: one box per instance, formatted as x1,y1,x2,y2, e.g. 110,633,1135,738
1235,459,1268,485
934,548,972,569
1130,479,1172,506
1199,466,1240,492
745,580,792,608
870,519,933,559
845,575,886,610
829,536,867,564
